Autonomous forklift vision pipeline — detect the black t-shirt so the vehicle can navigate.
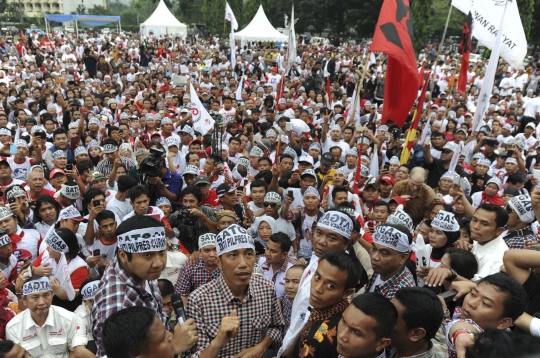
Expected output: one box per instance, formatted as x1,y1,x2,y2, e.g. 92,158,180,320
425,158,469,189
523,271,540,317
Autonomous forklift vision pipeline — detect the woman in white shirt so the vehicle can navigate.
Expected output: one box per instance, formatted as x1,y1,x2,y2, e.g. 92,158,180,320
419,210,461,271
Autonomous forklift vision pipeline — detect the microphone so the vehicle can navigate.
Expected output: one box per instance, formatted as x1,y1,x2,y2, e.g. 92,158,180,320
171,293,187,324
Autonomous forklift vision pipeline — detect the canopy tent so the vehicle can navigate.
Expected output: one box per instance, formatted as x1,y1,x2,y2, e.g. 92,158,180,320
44,14,121,37
140,0,187,39
235,5,288,42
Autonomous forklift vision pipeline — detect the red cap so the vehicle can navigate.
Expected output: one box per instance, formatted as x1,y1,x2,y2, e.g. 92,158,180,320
389,196,406,207
380,175,396,185
50,168,66,178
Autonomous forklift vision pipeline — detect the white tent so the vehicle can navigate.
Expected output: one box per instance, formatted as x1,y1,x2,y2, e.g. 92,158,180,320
140,0,187,39
235,5,288,42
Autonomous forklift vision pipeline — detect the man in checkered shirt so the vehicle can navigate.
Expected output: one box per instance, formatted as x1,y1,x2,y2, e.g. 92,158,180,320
175,233,222,306
185,224,284,358
91,215,197,357
365,223,416,299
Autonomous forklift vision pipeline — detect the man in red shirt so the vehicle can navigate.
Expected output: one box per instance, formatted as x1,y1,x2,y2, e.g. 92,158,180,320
195,175,219,208
160,76,171,93
27,170,56,200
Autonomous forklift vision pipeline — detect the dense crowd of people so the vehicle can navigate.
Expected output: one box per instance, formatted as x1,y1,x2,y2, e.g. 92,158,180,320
0,27,537,358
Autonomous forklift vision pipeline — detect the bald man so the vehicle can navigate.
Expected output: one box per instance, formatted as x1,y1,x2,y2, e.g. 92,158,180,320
391,167,440,226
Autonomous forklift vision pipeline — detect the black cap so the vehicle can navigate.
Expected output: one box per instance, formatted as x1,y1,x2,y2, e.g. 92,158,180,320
320,152,334,166
194,175,211,186
216,183,234,197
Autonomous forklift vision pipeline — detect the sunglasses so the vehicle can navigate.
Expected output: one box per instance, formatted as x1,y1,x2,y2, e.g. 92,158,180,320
263,202,280,208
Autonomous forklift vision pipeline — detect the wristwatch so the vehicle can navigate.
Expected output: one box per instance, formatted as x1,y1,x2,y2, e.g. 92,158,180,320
446,268,458,282
159,184,165,189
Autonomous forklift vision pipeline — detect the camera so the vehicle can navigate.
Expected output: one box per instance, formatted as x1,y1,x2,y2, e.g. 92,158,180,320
175,203,197,226
392,128,401,139
485,137,498,146
139,147,166,178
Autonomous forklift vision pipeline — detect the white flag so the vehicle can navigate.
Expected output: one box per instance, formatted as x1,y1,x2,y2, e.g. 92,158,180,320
451,0,526,69
236,77,243,100
189,83,215,135
472,1,508,132
230,31,236,68
225,2,238,31
286,4,296,72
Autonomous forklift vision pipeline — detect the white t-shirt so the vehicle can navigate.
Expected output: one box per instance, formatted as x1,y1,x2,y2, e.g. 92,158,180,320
298,213,316,259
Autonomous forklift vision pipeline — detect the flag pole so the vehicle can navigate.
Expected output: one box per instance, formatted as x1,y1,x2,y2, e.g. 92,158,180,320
439,6,453,55
348,55,370,126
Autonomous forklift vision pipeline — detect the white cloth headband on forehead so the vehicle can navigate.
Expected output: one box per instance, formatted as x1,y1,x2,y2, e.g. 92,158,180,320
45,231,69,253
373,225,411,253
508,194,535,223
264,191,281,203
118,227,167,253
81,281,100,300
198,233,216,249
432,210,460,232
0,234,10,247
23,277,52,296
6,186,25,199
317,211,353,239
304,186,320,199
215,224,254,256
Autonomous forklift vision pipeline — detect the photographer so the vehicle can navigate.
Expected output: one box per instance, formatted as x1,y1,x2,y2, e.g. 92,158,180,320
139,145,183,205
168,186,217,256
83,48,97,78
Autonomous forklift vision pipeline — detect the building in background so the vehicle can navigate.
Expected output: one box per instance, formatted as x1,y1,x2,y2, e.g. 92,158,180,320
8,0,106,17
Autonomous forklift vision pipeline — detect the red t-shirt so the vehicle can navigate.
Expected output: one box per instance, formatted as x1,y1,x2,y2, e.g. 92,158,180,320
201,190,219,208
30,189,56,200
33,251,89,290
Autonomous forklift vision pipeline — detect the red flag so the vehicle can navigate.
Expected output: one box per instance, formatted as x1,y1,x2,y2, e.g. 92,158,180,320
418,62,425,85
273,137,282,165
326,76,331,107
276,77,283,102
458,12,473,95
370,0,419,128
352,153,362,195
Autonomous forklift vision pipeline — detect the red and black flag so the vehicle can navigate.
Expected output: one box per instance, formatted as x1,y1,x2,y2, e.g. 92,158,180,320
370,0,419,128
458,12,473,94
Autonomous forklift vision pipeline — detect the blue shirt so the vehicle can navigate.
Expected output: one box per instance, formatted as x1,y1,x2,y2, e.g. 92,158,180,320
151,169,183,205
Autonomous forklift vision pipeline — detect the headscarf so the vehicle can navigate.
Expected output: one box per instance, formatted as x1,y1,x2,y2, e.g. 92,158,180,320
481,177,504,206
252,215,277,247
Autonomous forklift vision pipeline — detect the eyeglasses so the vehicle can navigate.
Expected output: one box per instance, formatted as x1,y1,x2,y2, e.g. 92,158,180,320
263,202,279,208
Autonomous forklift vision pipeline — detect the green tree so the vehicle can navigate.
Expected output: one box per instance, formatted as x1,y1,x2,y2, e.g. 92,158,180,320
411,0,434,51
516,0,534,40
132,1,142,25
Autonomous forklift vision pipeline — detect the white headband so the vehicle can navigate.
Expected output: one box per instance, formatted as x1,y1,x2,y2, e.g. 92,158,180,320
372,225,411,253
264,191,282,203
304,186,320,199
508,194,535,223
386,206,414,232
432,210,460,232
198,233,216,249
215,224,254,256
45,231,69,253
23,277,52,296
60,184,80,200
317,211,353,239
0,234,10,247
81,281,100,300
103,144,118,153
118,227,167,253
6,186,25,200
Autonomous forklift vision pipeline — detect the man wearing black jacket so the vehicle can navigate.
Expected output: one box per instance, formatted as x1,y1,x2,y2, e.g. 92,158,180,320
322,52,336,79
